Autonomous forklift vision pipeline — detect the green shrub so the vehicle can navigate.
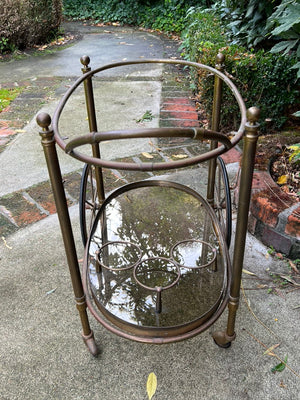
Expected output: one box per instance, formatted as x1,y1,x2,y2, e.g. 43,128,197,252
63,0,144,25
211,0,281,47
212,1,300,81
181,7,299,132
0,0,62,52
267,0,300,79
63,0,204,33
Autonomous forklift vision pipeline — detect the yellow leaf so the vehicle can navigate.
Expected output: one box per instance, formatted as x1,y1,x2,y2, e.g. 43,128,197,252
173,154,188,159
147,372,157,400
242,268,257,276
277,175,287,185
142,152,154,159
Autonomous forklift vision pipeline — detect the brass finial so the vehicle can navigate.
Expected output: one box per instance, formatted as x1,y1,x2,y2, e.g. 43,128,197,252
216,53,225,64
215,53,225,70
36,112,51,130
246,107,260,125
80,55,90,67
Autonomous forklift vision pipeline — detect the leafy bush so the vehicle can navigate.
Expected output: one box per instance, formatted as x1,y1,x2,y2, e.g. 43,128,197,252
181,7,299,131
63,0,143,25
211,0,281,47
267,0,300,79
63,0,204,33
212,0,300,79
0,0,62,53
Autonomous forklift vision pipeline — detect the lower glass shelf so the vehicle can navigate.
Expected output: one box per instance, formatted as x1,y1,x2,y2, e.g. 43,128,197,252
83,180,231,341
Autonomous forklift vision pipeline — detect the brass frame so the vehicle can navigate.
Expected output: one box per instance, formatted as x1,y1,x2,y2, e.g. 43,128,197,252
37,57,259,355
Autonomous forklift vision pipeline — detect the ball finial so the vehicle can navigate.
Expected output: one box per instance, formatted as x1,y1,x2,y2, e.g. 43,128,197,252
36,112,51,129
80,55,90,67
246,107,260,125
216,53,225,64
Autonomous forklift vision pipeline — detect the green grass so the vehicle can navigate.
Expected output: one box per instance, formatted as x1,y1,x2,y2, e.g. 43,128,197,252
0,87,23,112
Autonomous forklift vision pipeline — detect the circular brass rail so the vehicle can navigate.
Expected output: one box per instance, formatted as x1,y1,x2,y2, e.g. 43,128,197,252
52,59,247,170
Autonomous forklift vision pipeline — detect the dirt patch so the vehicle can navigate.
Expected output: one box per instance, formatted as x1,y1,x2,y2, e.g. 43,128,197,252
256,128,300,200
0,33,79,63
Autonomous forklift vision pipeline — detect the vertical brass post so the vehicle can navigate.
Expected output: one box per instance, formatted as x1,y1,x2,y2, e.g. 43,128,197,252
206,53,225,206
80,55,105,202
213,107,260,347
203,54,225,270
37,112,99,356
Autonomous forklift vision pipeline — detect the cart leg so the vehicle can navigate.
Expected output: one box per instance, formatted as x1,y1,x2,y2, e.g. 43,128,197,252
212,298,237,348
77,296,99,356
37,113,99,357
213,107,260,348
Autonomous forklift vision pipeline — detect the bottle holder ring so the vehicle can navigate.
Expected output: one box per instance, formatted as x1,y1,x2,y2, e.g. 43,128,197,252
133,257,181,313
170,239,217,269
96,240,142,271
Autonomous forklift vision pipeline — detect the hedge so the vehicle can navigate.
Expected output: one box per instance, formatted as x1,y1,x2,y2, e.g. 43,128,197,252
0,0,62,53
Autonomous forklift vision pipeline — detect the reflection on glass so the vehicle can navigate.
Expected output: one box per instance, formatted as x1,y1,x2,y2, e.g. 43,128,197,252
87,185,226,328
97,241,142,271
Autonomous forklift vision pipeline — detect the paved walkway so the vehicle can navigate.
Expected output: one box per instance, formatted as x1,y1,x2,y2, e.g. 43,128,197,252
0,22,299,400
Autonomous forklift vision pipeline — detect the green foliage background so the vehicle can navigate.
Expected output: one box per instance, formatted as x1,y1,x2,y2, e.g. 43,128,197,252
61,0,299,131
62,0,205,32
181,5,299,131
0,0,299,131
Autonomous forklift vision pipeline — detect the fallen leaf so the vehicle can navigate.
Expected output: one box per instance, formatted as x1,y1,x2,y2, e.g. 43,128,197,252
280,275,300,286
289,260,299,274
271,356,287,373
264,343,280,356
173,154,188,159
142,152,154,159
242,269,257,276
277,175,288,185
147,372,157,400
275,252,283,259
15,129,26,133
1,236,12,249
148,140,161,151
136,110,153,123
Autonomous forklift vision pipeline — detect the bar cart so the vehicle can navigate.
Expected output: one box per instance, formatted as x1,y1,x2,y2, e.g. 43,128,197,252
37,56,259,356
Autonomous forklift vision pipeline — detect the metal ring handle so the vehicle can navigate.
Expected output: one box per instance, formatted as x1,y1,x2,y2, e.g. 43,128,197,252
52,59,246,168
